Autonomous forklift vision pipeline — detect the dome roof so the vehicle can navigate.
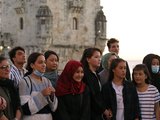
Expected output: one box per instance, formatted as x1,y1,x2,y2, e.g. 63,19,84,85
36,5,53,17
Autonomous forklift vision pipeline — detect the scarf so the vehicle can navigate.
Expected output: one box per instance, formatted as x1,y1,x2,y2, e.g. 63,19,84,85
0,79,21,116
44,70,59,87
56,60,86,96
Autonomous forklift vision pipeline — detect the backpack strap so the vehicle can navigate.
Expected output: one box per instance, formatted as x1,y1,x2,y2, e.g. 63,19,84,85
23,76,32,94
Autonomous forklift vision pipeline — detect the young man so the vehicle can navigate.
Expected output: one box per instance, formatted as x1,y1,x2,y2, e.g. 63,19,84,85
8,46,26,88
107,38,131,81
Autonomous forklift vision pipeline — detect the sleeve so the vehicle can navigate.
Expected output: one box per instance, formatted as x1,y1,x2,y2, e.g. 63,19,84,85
55,96,71,120
19,79,48,115
101,83,111,109
9,72,18,87
47,94,58,112
132,85,141,119
45,77,58,112
85,76,106,114
80,87,91,120
154,86,160,103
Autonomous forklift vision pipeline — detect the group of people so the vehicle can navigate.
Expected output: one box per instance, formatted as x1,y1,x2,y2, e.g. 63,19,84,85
0,38,160,120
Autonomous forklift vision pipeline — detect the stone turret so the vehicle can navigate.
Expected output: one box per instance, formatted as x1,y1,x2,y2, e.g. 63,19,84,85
0,0,107,70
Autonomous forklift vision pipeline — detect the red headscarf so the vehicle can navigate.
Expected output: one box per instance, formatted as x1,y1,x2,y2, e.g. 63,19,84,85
56,60,86,96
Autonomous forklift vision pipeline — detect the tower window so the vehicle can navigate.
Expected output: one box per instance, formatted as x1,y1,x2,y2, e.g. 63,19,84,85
73,17,78,30
20,17,23,30
41,19,46,24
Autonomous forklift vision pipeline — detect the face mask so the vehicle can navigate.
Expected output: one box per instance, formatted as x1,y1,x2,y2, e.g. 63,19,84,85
33,70,44,77
151,65,159,74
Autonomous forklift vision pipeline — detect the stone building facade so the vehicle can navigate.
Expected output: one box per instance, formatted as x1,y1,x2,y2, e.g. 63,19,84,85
0,0,107,70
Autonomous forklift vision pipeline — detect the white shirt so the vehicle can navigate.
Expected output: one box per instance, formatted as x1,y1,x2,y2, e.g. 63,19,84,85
112,82,124,120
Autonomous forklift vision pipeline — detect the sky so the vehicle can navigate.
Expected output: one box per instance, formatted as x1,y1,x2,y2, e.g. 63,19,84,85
101,0,160,61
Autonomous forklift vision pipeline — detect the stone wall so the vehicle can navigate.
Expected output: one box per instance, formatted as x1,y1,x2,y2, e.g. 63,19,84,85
0,0,107,70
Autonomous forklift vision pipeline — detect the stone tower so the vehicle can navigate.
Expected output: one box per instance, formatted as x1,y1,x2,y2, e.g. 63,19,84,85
0,0,107,70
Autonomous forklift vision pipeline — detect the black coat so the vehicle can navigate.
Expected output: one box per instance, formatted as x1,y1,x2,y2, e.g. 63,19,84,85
102,81,141,120
0,79,21,119
55,86,90,120
83,68,106,120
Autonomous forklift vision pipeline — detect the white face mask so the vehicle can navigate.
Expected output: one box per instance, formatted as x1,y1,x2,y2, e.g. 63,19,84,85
151,65,160,74
33,70,44,77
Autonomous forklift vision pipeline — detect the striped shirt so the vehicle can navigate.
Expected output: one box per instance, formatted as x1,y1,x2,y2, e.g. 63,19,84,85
137,84,160,120
19,76,58,119
9,64,27,88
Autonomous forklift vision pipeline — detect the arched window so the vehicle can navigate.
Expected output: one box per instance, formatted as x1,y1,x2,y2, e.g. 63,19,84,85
73,17,78,30
20,17,23,30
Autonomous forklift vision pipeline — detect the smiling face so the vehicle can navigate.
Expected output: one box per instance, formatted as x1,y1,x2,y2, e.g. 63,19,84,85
108,42,119,55
31,55,46,73
0,59,10,79
72,66,84,82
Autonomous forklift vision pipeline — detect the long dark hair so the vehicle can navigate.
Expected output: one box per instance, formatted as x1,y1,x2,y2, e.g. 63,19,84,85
132,64,151,85
108,58,126,82
142,54,160,77
25,52,43,76
80,47,102,70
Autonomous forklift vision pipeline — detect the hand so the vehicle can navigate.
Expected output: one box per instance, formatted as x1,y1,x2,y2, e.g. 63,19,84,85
15,109,21,120
0,115,8,120
49,87,56,93
41,87,55,96
0,97,7,110
103,109,112,120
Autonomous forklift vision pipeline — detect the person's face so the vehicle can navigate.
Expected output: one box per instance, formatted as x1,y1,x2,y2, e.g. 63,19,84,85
46,54,58,71
113,61,126,80
13,50,26,65
31,55,46,73
133,70,147,85
73,66,84,82
151,58,159,66
87,51,101,70
0,60,10,79
108,55,117,69
108,42,119,55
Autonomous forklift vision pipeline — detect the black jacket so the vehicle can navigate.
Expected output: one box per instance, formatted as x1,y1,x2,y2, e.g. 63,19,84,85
55,86,90,120
83,68,106,120
102,81,141,120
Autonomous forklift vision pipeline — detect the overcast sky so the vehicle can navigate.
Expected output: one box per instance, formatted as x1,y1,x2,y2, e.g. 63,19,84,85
101,0,160,60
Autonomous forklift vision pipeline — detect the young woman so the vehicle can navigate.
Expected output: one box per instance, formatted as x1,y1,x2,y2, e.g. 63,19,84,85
44,50,59,87
0,56,22,120
19,52,58,120
80,47,110,120
143,53,160,92
55,60,90,120
132,64,160,120
102,58,140,120
99,52,118,85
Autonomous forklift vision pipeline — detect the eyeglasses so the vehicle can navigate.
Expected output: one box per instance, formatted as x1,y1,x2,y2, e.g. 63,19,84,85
0,65,10,70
